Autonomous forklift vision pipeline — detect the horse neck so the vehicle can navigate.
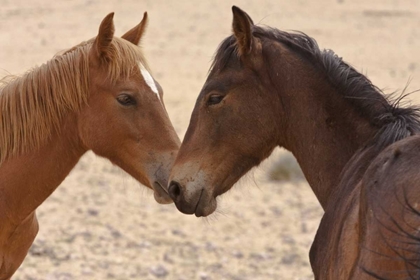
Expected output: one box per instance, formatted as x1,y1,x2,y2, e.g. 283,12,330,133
273,64,378,209
0,115,85,225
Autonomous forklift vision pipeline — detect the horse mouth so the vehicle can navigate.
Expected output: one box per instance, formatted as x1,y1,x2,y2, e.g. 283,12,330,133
192,189,218,217
193,189,205,217
152,181,173,204
153,181,168,194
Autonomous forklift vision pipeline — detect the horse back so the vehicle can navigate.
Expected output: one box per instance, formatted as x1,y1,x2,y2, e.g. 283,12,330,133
354,135,420,279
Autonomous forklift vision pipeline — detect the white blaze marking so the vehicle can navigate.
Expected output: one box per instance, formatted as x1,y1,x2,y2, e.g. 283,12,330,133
139,62,160,101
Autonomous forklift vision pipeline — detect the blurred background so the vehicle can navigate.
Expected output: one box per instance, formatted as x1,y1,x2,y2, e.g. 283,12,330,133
1,0,419,279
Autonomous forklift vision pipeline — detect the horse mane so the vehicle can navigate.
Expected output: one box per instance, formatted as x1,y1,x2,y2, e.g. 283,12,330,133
211,26,420,150
0,37,147,164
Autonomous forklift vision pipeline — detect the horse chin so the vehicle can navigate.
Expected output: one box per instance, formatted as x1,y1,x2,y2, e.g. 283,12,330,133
193,197,217,217
153,191,173,204
171,191,217,217
152,182,173,204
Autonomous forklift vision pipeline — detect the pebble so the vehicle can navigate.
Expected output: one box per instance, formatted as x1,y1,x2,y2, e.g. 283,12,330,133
149,264,169,278
281,253,299,265
232,250,244,259
199,272,211,280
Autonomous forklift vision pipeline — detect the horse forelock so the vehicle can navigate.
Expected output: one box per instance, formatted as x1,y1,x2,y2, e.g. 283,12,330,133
0,36,147,164
210,35,239,74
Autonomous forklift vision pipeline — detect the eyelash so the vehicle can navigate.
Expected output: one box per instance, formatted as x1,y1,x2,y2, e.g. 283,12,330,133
117,94,136,106
207,94,224,105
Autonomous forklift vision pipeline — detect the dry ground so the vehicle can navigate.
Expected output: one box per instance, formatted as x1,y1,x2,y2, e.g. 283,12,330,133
0,0,419,279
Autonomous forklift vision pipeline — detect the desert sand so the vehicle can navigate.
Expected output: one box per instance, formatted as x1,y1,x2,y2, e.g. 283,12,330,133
1,0,419,279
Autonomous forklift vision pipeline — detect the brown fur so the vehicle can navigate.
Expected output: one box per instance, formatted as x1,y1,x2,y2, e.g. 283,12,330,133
0,36,148,165
0,12,179,279
168,6,420,279
121,12,149,46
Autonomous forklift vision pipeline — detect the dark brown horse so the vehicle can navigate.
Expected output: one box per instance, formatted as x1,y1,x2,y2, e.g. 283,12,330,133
168,6,420,279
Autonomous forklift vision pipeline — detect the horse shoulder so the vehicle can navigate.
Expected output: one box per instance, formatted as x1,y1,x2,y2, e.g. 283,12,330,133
0,212,39,279
310,180,362,279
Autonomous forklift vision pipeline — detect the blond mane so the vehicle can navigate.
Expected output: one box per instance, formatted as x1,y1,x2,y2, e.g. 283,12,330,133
0,37,147,164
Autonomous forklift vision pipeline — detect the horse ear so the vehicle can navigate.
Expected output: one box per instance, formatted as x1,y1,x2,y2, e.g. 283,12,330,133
232,6,254,56
92,12,115,59
121,12,148,46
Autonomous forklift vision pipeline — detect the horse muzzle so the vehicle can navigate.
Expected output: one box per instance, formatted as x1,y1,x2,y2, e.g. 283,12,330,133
168,180,217,217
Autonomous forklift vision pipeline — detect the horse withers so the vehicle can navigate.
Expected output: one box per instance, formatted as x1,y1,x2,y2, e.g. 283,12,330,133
0,13,180,279
168,6,420,279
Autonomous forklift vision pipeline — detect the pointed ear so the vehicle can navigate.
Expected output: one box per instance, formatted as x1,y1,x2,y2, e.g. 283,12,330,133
121,12,148,46
232,6,254,56
92,12,115,59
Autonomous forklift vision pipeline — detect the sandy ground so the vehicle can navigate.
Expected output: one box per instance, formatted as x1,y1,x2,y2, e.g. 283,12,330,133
1,0,419,279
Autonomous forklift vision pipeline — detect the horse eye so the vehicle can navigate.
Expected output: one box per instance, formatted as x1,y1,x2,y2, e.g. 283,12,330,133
207,94,224,106
117,94,136,106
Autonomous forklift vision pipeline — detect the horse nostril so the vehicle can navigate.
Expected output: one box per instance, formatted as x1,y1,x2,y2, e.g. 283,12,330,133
168,181,182,200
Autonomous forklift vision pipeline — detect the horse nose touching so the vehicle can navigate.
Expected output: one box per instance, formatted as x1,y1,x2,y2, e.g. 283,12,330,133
168,178,217,217
168,181,199,215
168,181,182,201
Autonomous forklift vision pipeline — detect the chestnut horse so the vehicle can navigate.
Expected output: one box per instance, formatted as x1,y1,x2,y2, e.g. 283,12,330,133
168,6,420,279
0,12,180,279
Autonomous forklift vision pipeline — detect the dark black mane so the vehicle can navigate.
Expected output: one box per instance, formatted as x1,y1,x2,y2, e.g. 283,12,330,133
211,26,420,149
